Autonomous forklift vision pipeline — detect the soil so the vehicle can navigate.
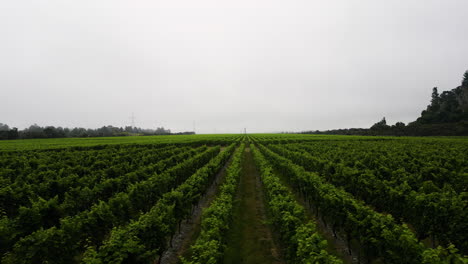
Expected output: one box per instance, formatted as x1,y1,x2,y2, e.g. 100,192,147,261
223,146,285,264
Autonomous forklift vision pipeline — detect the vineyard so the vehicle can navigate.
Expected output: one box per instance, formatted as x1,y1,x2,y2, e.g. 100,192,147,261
0,134,466,264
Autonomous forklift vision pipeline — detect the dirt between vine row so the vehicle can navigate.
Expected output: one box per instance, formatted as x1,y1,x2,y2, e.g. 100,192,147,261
275,171,361,264
159,150,233,264
223,147,285,264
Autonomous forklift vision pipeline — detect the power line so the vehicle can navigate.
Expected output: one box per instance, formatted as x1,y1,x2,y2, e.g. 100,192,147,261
130,113,136,127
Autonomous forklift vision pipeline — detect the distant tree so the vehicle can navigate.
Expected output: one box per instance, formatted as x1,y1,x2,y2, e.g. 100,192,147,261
438,91,461,122
394,122,405,128
463,70,468,86
21,124,46,139
8,127,19,139
391,122,406,136
303,71,468,136
0,123,18,139
371,117,389,130
0,123,187,140
381,117,387,125
73,127,90,137
0,123,10,139
431,87,439,102
430,87,440,112
44,126,64,138
154,127,171,135
0,123,9,131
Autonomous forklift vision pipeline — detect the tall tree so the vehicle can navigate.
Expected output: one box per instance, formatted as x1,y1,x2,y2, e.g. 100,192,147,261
429,87,440,112
463,70,468,86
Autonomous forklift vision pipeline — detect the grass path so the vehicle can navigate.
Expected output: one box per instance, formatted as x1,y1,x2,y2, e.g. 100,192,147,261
223,146,284,264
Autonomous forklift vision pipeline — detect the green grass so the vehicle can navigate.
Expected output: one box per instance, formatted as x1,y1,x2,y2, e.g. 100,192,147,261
0,134,240,151
1,133,465,152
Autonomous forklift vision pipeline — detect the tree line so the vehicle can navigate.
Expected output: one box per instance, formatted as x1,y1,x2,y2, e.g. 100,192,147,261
302,70,468,136
0,124,194,140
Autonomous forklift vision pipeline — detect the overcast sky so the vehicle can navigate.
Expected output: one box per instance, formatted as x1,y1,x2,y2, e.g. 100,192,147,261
1,0,467,133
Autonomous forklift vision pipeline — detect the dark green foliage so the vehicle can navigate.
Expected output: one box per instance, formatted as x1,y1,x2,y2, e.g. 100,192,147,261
1,143,228,263
417,87,465,124
251,144,342,264
83,143,237,264
267,140,468,254
400,71,468,126
463,70,468,87
183,144,245,264
0,123,18,140
0,123,194,140
257,141,467,263
301,70,468,136
0,134,466,264
371,117,390,131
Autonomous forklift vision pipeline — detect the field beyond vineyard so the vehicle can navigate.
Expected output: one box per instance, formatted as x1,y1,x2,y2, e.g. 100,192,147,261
0,134,466,264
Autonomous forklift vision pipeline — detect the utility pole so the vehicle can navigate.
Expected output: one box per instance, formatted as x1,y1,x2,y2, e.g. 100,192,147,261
130,113,136,128
244,128,246,134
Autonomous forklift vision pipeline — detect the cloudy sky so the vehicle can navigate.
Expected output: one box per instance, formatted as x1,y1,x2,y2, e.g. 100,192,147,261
1,0,467,133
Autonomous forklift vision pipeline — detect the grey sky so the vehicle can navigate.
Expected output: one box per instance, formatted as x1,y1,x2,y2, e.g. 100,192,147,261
1,0,467,133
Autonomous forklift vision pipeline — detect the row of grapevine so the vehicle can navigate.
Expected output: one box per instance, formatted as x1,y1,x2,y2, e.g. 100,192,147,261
82,143,238,264
0,145,184,217
271,142,467,253
290,141,466,193
0,134,244,151
0,134,465,264
182,143,245,264
252,144,342,263
0,145,207,255
2,145,222,264
257,143,467,263
0,144,176,182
